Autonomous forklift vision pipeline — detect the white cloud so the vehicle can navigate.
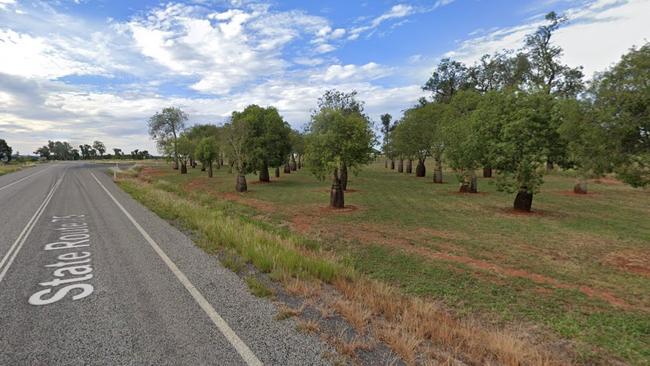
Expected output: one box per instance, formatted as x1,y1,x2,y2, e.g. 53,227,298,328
317,62,392,82
444,0,650,78
349,4,414,40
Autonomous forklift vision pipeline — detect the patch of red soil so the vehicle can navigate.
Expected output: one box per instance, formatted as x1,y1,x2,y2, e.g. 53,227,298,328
604,250,650,277
555,191,600,197
218,191,276,213
448,191,489,196
499,208,548,217
383,242,636,310
140,166,167,177
593,177,623,185
250,180,277,185
318,205,360,213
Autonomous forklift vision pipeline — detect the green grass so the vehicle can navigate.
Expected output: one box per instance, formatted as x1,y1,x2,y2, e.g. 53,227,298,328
245,276,275,298
122,160,650,365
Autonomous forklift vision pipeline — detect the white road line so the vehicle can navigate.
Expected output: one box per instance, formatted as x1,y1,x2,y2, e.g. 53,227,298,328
0,165,51,192
0,174,64,284
90,172,263,366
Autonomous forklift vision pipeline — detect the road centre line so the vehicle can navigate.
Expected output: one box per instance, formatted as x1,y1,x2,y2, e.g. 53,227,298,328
0,166,52,192
90,172,263,366
0,173,64,285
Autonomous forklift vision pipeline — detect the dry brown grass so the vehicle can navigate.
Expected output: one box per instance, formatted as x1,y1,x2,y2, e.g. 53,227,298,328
333,299,372,334
275,304,303,320
297,319,321,334
333,278,559,366
331,329,373,359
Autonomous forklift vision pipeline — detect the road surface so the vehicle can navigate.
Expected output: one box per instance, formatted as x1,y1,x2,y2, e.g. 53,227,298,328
0,162,328,365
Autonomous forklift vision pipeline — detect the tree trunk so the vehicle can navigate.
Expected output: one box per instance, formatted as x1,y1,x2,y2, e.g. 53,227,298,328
546,160,554,172
514,188,533,212
574,180,588,194
220,155,224,168
406,159,412,174
384,159,388,168
470,173,478,193
390,159,395,170
340,162,348,191
483,167,492,178
433,158,443,183
275,166,280,178
236,174,247,192
190,158,196,168
172,159,179,170
201,161,206,172
416,159,426,177
180,161,187,174
298,155,302,169
460,173,478,193
291,155,297,171
284,163,291,174
330,169,344,208
208,161,213,178
397,159,404,173
259,161,270,182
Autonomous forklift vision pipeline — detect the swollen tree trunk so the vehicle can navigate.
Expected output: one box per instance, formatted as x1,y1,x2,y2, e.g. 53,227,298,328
275,166,280,178
384,160,388,168
291,155,297,171
574,180,588,194
297,155,302,169
340,162,348,191
180,161,187,174
397,159,404,173
483,167,492,178
236,174,247,192
416,159,426,177
201,161,206,172
208,161,213,178
284,163,291,174
259,161,270,182
330,169,344,208
190,158,196,168
172,159,179,170
433,158,443,183
406,159,412,174
390,159,395,170
546,161,554,172
459,173,478,193
514,188,533,212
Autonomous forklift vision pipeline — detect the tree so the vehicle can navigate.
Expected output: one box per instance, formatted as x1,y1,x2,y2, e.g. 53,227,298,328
491,91,555,211
93,141,106,158
289,129,305,171
305,107,374,208
195,137,219,178
224,115,252,192
423,58,472,103
238,105,292,182
590,43,650,188
0,139,12,163
380,113,394,168
185,124,222,170
35,145,51,160
148,107,187,170
312,90,369,190
113,148,122,159
441,90,483,192
176,134,193,174
392,108,433,178
555,99,611,194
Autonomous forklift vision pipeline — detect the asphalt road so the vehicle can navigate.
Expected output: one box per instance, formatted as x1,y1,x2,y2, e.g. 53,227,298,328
0,162,328,365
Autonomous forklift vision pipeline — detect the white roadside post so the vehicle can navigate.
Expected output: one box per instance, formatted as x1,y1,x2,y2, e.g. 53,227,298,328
113,162,117,181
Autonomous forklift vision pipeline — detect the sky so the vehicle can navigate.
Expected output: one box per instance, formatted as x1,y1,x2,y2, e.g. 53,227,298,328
1,0,649,155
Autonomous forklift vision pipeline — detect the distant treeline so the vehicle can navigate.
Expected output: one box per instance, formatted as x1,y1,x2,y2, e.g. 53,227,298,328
33,140,153,160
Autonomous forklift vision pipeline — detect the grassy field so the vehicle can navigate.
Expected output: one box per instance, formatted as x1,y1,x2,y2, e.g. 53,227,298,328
0,162,38,176
120,160,649,365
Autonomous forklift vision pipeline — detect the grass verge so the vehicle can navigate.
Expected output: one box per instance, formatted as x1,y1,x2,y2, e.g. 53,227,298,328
116,173,579,365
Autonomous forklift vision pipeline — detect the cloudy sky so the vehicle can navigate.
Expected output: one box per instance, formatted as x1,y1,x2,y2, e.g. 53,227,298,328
1,0,649,155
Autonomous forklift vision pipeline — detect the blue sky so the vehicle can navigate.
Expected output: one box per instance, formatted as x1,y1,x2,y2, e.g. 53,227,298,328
1,0,649,154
